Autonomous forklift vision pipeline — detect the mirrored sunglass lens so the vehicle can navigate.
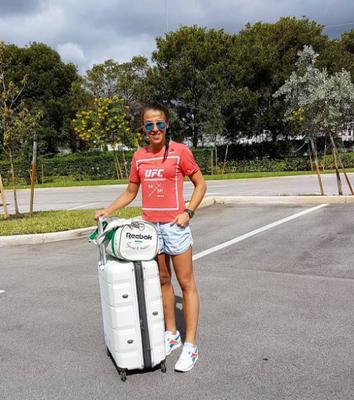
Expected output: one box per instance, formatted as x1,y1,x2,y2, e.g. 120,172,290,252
144,123,154,131
156,121,166,130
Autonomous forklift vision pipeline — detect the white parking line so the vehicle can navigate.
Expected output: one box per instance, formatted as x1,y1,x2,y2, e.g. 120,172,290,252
192,204,328,261
0,290,5,294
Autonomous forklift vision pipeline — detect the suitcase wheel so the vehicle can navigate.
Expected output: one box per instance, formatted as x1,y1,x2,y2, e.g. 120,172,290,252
160,360,167,373
120,369,127,382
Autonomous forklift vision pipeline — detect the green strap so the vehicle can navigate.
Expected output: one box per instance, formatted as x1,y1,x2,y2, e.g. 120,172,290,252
88,221,108,243
88,229,98,242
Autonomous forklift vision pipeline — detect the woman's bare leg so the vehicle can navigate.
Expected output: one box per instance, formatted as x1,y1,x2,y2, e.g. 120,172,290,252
157,253,177,333
171,247,199,344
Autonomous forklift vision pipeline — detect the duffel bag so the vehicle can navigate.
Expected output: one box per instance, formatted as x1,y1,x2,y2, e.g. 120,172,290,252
89,218,159,261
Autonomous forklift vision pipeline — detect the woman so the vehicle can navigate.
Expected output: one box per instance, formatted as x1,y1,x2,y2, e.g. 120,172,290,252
95,104,206,372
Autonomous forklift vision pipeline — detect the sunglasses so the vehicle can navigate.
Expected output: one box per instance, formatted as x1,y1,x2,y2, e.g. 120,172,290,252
143,121,167,132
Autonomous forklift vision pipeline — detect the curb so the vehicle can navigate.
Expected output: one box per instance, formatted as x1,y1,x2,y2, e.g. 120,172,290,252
211,195,354,205
0,226,95,247
1,195,353,247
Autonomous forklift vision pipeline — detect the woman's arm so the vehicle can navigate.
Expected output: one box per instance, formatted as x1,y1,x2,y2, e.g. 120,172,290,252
186,170,207,212
94,182,140,220
172,170,207,226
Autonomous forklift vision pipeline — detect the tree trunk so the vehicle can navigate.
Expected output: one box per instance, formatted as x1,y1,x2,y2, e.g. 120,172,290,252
29,136,37,216
310,139,324,195
332,138,354,195
0,173,9,219
308,144,314,171
41,160,44,184
9,149,21,215
122,150,128,178
113,149,122,180
222,144,229,175
322,135,327,171
192,122,199,148
116,158,123,180
329,135,343,195
215,146,218,173
210,148,214,175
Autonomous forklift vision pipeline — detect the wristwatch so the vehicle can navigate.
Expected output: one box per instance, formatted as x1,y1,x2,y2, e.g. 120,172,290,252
184,208,194,219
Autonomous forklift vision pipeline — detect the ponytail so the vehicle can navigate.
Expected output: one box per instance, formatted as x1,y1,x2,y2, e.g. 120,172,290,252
163,136,169,162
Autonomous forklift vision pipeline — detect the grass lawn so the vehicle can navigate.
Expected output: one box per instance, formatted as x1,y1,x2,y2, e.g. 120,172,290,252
0,207,141,236
4,168,354,190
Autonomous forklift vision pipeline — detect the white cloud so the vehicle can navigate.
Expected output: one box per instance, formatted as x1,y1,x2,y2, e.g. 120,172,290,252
0,3,67,45
57,42,86,66
0,0,353,73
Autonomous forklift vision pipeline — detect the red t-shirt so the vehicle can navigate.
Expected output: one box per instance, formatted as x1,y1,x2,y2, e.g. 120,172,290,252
129,141,200,222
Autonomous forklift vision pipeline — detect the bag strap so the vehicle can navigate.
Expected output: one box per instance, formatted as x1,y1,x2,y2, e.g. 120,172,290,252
88,218,133,245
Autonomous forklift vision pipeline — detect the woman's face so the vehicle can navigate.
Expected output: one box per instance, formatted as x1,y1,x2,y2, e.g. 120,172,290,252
143,109,168,147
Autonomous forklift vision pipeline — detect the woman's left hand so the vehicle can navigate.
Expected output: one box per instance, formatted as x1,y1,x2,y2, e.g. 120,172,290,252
171,212,190,227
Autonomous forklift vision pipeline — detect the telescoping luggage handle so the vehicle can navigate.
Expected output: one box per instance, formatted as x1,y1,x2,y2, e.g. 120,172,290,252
95,216,132,268
97,217,107,268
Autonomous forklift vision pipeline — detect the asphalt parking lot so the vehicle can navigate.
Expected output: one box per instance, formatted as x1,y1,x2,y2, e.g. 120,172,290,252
1,203,354,400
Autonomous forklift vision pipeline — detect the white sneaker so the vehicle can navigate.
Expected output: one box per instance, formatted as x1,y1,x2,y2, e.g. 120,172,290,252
174,343,199,372
165,330,182,356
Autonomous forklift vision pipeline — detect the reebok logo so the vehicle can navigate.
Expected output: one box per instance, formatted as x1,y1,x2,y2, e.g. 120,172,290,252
126,233,153,240
145,168,164,178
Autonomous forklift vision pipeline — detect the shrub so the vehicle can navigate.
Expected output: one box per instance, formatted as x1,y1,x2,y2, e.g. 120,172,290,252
0,149,353,185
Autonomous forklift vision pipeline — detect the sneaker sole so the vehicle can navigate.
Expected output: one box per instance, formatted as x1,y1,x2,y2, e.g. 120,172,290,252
166,341,182,356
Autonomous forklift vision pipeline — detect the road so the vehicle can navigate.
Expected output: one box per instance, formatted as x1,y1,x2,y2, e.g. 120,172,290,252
1,203,353,399
2,173,354,213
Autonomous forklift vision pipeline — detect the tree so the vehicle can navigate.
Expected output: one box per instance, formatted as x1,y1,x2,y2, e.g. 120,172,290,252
83,57,150,116
274,45,354,195
72,96,135,178
0,42,42,215
0,41,26,216
2,42,79,154
336,30,354,79
229,17,333,145
150,25,233,147
148,19,342,150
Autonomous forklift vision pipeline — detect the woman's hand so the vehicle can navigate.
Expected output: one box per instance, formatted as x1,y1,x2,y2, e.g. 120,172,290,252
171,212,190,227
94,209,111,221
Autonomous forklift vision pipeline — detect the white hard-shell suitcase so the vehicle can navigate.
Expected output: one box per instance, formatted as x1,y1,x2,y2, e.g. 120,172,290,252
93,218,166,381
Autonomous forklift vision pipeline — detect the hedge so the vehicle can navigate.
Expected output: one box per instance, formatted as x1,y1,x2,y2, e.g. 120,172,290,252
1,149,354,185
0,148,211,184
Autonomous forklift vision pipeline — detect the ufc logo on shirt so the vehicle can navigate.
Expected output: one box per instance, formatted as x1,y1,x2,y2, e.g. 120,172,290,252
145,169,164,178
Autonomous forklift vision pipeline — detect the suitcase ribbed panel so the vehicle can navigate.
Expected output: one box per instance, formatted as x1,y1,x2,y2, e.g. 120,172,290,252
98,257,165,371
98,259,144,370
141,261,165,367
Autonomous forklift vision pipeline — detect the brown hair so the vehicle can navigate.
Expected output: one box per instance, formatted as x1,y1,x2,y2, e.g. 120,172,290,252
139,103,170,161
139,103,170,125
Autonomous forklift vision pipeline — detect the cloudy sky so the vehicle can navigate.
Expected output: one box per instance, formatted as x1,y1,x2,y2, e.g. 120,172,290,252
1,0,354,74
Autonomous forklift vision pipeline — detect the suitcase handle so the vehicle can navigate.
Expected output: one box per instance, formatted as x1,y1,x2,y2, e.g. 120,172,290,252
97,217,107,268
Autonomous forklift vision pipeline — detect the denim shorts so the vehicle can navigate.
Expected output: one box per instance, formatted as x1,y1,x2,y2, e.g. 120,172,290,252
151,222,193,256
